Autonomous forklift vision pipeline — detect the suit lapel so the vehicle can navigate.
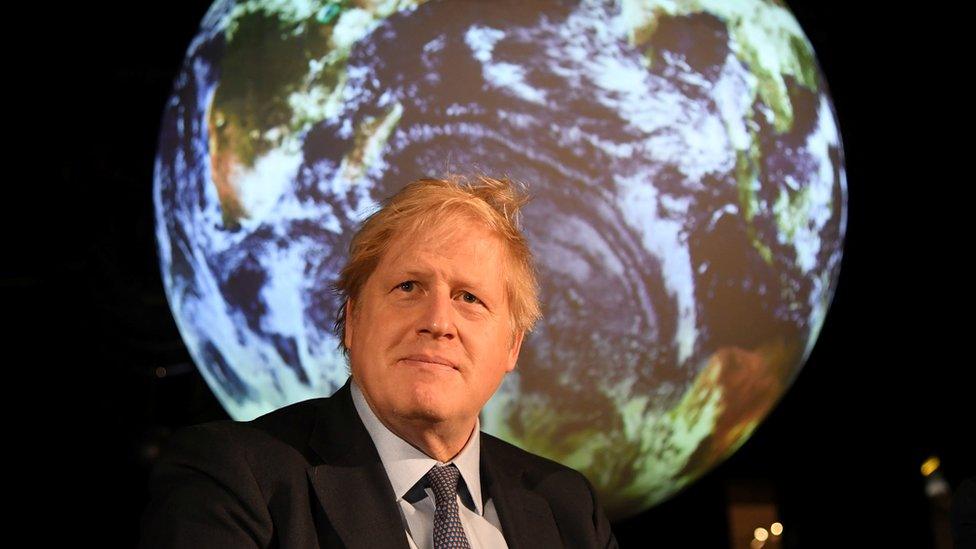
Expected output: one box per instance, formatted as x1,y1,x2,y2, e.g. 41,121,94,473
306,381,410,549
481,437,563,549
304,381,562,548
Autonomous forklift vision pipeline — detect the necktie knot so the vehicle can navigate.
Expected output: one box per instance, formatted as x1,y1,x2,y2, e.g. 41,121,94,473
427,464,462,504
426,464,471,548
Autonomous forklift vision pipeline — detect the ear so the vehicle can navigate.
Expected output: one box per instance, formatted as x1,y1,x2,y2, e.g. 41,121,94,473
505,330,525,373
343,298,355,351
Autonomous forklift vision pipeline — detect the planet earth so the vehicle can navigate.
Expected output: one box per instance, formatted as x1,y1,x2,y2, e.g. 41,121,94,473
155,0,846,519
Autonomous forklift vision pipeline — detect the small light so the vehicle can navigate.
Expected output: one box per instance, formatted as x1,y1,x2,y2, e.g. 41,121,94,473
770,522,783,536
155,367,167,378
754,527,769,541
921,456,940,477
750,539,765,549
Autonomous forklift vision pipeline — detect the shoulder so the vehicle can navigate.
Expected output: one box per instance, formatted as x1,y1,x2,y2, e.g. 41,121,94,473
481,431,596,497
171,397,324,451
481,431,573,473
156,396,331,485
481,432,619,548
140,393,353,547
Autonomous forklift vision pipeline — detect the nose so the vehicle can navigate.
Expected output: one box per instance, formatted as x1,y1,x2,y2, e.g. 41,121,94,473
417,290,456,340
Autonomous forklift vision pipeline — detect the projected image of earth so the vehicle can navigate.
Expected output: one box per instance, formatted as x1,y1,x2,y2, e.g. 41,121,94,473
155,0,846,518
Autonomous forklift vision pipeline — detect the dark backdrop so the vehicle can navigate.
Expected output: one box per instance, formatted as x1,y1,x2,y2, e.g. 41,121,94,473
22,2,973,547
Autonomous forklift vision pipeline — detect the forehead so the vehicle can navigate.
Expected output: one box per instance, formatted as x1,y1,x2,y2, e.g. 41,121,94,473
374,217,511,292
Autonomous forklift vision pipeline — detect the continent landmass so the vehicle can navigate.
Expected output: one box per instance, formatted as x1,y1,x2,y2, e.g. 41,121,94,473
205,0,427,227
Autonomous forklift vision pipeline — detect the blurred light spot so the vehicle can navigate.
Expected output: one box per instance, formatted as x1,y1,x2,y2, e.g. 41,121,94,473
770,522,783,536
754,527,769,541
750,539,765,549
925,473,950,497
921,456,940,477
155,367,167,378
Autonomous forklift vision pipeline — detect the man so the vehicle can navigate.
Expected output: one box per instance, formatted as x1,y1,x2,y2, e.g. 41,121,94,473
139,176,618,548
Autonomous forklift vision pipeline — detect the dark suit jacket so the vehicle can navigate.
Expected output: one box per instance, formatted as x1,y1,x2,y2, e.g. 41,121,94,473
953,477,976,549
139,379,618,548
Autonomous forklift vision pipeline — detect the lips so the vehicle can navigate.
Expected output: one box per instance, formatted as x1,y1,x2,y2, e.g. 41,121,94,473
400,354,458,370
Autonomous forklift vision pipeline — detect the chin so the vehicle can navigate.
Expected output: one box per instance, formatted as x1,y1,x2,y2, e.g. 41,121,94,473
397,387,459,423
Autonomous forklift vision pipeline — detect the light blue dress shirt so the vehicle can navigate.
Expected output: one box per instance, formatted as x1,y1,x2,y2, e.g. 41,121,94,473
350,380,509,549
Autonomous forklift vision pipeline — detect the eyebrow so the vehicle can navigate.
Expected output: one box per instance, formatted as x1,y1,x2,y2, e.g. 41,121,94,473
398,269,493,296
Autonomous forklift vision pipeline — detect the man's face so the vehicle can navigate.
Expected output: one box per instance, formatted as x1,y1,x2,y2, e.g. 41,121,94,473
345,216,524,430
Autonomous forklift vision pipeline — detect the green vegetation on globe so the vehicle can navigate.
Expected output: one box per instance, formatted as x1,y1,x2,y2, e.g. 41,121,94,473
156,0,846,518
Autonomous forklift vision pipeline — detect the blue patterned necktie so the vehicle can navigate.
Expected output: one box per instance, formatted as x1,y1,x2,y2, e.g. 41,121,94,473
427,464,472,549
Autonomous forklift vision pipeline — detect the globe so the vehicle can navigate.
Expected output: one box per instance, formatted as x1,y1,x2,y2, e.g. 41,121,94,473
155,0,846,519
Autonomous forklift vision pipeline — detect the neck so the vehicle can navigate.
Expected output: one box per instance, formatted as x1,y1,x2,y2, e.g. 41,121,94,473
383,416,476,462
353,382,477,461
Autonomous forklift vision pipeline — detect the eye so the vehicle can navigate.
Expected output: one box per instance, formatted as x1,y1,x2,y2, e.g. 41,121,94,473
459,291,482,305
395,281,416,292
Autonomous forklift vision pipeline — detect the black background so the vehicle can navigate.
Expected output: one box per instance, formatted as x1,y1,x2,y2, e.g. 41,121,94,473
21,1,972,547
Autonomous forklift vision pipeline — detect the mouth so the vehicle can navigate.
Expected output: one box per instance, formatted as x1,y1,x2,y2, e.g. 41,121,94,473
399,354,458,370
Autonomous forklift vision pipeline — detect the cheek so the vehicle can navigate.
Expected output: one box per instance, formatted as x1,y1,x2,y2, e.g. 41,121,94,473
365,312,416,354
472,331,514,371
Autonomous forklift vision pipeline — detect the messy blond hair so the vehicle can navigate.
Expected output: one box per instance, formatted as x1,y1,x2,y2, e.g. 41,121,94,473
333,175,541,353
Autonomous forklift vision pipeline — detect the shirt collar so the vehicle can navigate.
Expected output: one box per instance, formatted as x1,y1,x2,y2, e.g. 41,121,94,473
350,378,485,515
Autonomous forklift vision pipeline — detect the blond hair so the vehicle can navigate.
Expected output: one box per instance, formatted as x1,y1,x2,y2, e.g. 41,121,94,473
333,175,541,352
